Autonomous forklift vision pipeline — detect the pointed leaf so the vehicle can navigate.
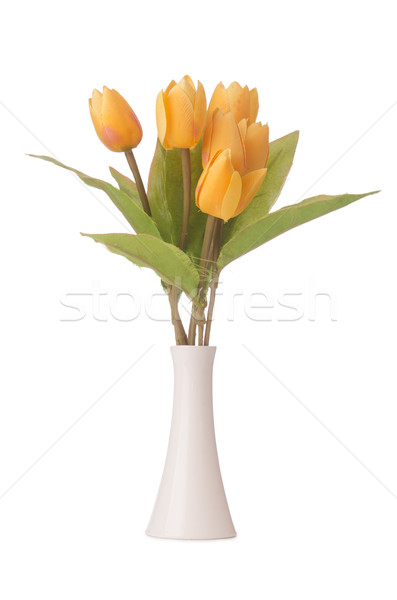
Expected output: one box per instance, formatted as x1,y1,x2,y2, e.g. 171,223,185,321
147,139,206,260
82,232,200,300
30,155,161,238
218,191,380,270
222,130,299,244
147,140,180,245
109,167,142,209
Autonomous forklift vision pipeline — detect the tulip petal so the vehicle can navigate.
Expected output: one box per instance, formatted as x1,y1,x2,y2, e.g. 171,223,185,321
107,88,138,122
209,111,246,173
91,90,126,152
165,80,177,94
178,76,196,106
221,171,242,221
193,80,207,146
245,122,269,171
249,88,259,123
91,89,103,116
100,125,125,152
156,91,171,149
208,82,230,115
89,94,121,152
196,149,235,219
202,109,215,167
89,98,104,141
233,168,267,217
106,87,131,113
238,118,248,141
110,88,143,147
182,74,195,87
167,84,194,148
227,82,250,123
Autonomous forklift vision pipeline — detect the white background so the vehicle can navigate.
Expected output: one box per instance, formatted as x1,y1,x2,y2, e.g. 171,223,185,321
1,0,396,598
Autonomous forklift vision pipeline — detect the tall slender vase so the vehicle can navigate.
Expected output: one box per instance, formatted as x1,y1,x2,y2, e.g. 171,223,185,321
146,346,236,540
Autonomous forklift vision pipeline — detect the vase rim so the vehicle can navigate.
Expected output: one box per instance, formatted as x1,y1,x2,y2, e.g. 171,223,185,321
171,345,216,349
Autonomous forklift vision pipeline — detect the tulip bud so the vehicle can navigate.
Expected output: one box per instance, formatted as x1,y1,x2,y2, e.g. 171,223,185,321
156,76,207,149
195,149,267,221
89,87,142,152
208,82,259,125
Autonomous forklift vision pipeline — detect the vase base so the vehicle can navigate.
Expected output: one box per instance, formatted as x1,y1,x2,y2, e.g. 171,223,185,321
145,530,237,541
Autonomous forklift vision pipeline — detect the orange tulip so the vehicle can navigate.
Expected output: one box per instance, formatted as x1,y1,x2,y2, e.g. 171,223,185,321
196,149,267,222
208,82,259,125
202,108,246,173
203,112,269,176
156,76,207,149
89,87,142,152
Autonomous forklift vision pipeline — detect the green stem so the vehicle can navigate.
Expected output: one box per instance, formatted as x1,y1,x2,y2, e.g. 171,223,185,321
168,285,188,345
179,148,191,250
200,215,217,277
187,313,196,346
198,323,204,346
204,220,223,346
167,148,191,345
188,215,217,345
125,150,152,217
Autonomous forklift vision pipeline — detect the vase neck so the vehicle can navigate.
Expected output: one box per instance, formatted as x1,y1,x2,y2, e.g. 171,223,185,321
171,346,216,410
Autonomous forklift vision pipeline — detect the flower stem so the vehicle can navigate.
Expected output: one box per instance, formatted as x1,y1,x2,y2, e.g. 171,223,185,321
200,215,217,275
179,148,191,250
188,215,217,345
166,148,191,345
204,220,223,346
187,311,196,345
168,285,188,345
203,277,217,346
125,150,152,217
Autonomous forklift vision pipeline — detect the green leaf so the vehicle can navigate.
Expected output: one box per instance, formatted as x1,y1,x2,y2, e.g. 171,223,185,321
147,140,180,245
30,155,161,238
186,141,208,262
81,232,200,300
218,191,380,270
109,167,142,209
147,139,206,261
222,130,300,245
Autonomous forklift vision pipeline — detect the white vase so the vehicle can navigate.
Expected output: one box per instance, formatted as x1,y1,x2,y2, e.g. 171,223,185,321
146,346,236,540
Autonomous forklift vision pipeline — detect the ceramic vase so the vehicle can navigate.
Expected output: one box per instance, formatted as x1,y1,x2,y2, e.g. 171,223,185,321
146,346,236,540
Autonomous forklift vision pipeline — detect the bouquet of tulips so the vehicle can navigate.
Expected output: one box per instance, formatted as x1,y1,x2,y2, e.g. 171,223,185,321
32,76,377,345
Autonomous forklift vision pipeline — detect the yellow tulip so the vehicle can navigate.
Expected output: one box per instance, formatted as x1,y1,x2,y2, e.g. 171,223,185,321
88,87,142,152
202,108,246,173
156,76,207,149
196,149,267,222
208,82,259,125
